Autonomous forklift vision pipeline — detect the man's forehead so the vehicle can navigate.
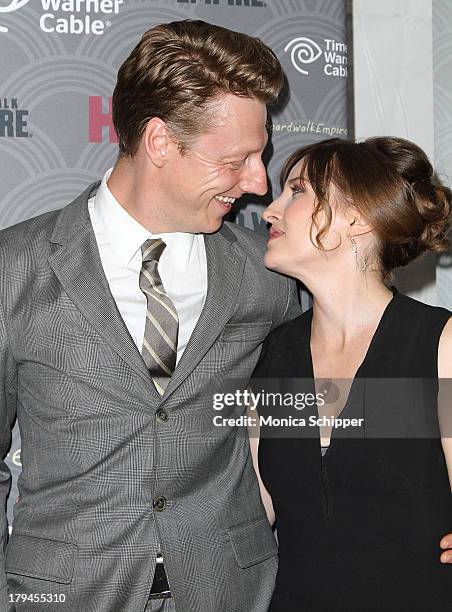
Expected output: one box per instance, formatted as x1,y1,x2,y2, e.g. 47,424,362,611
208,93,266,120
200,95,268,154
205,128,268,159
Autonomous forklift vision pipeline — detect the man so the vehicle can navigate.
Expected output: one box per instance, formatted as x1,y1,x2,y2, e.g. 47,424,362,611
0,20,301,612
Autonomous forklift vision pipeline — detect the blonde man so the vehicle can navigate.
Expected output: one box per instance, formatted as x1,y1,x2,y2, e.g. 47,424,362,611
0,20,300,612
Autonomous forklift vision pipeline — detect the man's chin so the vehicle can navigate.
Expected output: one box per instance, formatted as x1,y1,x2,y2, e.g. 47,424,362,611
188,210,228,234
175,216,224,235
200,216,225,234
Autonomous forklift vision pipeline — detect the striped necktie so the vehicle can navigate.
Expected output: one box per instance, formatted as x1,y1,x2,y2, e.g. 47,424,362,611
139,238,179,395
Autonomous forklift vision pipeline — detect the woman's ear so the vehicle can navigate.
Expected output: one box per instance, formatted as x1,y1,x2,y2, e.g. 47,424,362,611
348,211,373,238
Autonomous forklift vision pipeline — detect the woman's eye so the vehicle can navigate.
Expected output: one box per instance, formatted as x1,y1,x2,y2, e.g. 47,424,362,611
290,184,304,195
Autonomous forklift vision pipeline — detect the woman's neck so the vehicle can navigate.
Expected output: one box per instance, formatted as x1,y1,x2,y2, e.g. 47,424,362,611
306,273,394,348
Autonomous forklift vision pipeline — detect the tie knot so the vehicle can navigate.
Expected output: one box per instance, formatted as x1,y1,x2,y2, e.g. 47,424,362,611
141,238,166,263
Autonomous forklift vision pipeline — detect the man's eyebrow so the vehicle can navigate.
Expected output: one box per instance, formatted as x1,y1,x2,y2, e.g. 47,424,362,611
221,133,270,160
250,133,269,155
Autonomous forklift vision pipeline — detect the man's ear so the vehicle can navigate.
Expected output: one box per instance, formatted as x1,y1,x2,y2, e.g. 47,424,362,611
142,118,173,168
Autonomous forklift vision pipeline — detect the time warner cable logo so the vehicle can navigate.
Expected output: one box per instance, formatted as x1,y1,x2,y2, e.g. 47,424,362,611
285,36,348,77
0,0,30,33
1,0,124,35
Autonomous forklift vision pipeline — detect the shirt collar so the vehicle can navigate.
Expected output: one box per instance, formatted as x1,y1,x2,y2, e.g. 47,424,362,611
93,168,196,268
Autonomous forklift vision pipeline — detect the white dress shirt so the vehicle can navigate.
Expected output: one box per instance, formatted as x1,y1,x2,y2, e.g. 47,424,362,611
88,169,208,364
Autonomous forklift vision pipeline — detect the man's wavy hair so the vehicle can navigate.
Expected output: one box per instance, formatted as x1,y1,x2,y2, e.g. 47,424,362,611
113,20,284,157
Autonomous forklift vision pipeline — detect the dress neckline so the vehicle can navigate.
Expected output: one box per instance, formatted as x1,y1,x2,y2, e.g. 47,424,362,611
306,288,400,455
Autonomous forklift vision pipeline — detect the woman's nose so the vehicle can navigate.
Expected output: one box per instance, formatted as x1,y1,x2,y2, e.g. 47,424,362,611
262,198,282,223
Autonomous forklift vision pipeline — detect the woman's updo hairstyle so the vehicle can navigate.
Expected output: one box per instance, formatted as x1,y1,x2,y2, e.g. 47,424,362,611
280,136,451,278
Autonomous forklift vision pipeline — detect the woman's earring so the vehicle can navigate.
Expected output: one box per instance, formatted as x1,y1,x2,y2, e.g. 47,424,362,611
350,236,367,271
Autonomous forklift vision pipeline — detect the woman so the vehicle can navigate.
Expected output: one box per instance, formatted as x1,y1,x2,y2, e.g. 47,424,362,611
251,137,452,611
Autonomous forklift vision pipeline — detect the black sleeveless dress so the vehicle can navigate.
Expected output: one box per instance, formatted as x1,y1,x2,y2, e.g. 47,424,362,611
252,291,452,611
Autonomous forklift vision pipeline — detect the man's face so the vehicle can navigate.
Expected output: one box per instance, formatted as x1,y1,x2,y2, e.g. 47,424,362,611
159,94,269,233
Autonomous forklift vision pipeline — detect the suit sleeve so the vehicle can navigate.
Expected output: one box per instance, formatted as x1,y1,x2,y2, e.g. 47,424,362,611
273,276,302,330
0,297,17,611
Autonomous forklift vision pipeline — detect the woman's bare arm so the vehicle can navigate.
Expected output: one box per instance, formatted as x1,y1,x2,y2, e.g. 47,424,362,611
438,317,452,562
247,403,275,526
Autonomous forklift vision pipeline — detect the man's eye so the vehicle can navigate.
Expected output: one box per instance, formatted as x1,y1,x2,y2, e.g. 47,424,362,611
228,159,246,170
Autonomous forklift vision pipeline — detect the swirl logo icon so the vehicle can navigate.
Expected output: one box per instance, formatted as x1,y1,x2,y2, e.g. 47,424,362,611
0,0,31,33
284,37,322,75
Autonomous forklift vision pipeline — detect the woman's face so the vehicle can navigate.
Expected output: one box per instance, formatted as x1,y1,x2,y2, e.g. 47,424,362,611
262,159,352,279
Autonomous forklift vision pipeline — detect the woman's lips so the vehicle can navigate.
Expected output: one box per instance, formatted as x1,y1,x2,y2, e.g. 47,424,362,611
268,228,284,241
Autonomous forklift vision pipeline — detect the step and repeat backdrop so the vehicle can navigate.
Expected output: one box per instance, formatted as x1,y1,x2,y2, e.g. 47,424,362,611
434,0,452,307
0,0,348,524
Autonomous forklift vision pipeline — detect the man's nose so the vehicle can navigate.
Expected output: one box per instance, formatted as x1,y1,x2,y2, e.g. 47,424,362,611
238,159,268,196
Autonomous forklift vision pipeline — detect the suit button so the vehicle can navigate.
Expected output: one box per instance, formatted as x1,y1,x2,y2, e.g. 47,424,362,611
156,408,169,423
153,496,167,512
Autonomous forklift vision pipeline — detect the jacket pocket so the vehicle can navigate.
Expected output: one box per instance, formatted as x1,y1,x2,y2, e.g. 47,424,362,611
220,322,272,343
6,532,76,584
227,516,277,568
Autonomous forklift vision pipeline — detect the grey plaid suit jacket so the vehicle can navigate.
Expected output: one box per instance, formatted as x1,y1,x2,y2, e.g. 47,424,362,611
0,183,301,612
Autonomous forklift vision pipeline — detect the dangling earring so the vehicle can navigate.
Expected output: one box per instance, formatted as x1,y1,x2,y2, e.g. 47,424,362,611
350,236,367,271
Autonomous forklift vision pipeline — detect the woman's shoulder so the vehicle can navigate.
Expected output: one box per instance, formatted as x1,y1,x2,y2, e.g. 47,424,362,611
252,309,312,379
438,318,452,378
394,291,451,327
385,291,451,377
271,308,312,342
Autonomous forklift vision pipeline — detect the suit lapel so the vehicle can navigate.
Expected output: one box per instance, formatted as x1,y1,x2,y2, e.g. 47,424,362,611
163,225,246,401
48,185,245,404
48,183,160,400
